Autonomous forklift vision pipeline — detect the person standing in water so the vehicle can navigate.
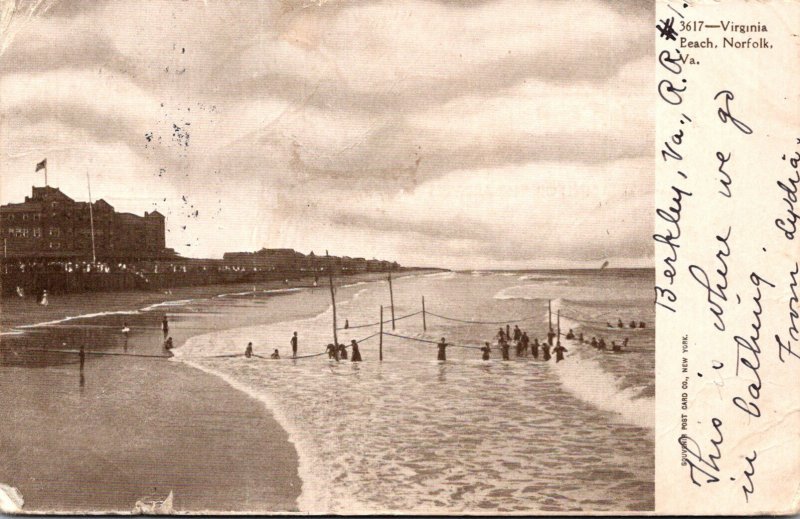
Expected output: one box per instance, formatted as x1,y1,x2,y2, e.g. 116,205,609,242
506,325,511,343
291,332,298,358
520,332,530,356
338,343,348,360
437,338,448,361
531,338,540,359
270,349,280,359
350,339,362,362
542,342,551,361
245,342,253,358
161,316,169,337
162,337,174,357
326,343,337,359
481,342,491,361
553,343,568,362
513,325,522,342
500,338,510,361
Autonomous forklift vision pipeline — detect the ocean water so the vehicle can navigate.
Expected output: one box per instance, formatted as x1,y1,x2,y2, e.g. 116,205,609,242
173,269,655,513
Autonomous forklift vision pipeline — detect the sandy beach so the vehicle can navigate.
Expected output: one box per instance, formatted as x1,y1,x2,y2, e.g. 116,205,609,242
0,270,437,513
1,271,433,331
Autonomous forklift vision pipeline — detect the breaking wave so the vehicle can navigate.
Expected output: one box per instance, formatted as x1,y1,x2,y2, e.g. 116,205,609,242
552,346,654,430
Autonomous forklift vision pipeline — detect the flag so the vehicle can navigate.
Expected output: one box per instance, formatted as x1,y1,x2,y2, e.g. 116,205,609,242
35,159,46,172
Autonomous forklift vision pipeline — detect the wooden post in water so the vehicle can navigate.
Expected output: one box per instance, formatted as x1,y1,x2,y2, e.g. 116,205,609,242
422,295,427,331
327,250,338,347
557,309,561,346
388,272,396,330
379,305,384,361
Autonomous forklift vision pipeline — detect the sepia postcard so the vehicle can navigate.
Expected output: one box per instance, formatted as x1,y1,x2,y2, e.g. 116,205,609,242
0,0,797,515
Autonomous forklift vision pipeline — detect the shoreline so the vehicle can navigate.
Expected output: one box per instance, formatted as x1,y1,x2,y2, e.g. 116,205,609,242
0,270,443,332
180,358,329,514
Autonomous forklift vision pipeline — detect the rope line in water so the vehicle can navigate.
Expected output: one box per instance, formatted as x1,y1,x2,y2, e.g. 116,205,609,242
556,310,653,328
553,300,653,327
206,331,384,361
25,348,172,359
23,332,384,362
337,311,421,330
382,331,483,350
425,311,536,325
287,331,381,359
16,323,234,332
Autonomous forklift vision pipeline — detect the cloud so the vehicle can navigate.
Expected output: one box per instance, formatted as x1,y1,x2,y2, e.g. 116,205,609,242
270,158,653,267
221,0,652,111
0,0,654,268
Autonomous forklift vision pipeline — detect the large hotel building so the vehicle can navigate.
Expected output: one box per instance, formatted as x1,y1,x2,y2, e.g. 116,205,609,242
0,186,174,260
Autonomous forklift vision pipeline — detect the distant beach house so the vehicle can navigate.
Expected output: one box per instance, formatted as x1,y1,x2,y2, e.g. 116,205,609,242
222,248,399,274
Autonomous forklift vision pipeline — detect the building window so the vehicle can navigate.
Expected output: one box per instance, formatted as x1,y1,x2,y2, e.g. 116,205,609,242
49,228,60,237
21,228,29,238
33,214,40,221
22,214,28,221
33,228,42,238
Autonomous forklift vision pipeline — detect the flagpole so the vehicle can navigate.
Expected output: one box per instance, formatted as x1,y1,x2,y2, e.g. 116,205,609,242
86,171,96,264
36,159,48,186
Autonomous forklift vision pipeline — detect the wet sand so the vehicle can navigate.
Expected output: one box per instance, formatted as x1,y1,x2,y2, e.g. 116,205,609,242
0,270,440,513
0,360,301,513
0,310,303,513
1,271,434,331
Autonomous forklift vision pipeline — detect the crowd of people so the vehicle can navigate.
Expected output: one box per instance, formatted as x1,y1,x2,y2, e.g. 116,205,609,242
3,259,328,299
233,321,633,364
4,259,153,275
119,313,635,365
485,324,569,363
237,332,365,362
3,259,320,275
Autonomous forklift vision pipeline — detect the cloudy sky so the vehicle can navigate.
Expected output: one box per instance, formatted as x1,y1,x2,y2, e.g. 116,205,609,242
0,0,653,269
